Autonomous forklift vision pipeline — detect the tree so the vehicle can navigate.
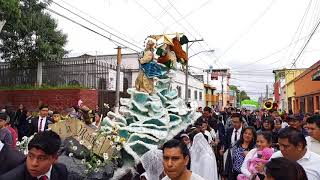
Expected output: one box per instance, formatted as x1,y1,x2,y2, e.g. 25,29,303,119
229,85,251,105
0,0,20,21
239,90,250,101
0,0,67,68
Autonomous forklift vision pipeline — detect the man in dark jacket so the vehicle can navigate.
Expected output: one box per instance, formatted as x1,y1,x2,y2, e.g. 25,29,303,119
0,140,25,175
0,130,68,180
29,104,52,136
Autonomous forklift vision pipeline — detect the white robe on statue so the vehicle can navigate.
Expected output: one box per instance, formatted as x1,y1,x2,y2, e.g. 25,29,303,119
190,133,218,180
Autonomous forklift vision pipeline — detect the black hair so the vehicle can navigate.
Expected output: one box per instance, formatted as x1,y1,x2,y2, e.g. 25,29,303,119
231,113,243,122
261,116,275,131
194,118,203,128
28,130,61,155
52,111,60,115
208,118,218,130
39,104,49,110
278,127,307,148
162,139,190,158
306,115,320,128
269,109,275,114
236,126,256,150
256,131,273,144
0,112,9,121
203,106,212,113
265,157,308,180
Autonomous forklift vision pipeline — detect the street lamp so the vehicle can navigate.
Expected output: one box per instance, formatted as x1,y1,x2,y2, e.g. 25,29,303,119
185,49,215,104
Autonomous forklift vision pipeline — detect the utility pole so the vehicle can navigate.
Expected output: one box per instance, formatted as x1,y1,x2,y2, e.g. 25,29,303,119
221,71,224,109
266,84,269,100
115,46,122,113
185,39,204,104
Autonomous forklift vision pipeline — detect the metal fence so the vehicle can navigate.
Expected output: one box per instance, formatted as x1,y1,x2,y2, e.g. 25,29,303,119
0,59,116,89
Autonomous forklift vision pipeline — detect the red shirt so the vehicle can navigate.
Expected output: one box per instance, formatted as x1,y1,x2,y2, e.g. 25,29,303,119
7,126,18,149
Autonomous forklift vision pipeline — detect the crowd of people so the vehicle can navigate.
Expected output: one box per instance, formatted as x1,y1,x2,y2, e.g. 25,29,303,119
0,102,105,147
1,103,320,180
155,106,320,180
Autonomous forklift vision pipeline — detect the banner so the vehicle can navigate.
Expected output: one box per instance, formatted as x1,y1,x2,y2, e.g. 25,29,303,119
49,119,113,156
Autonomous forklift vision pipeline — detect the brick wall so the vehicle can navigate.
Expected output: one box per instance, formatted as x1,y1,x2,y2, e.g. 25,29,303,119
0,89,97,112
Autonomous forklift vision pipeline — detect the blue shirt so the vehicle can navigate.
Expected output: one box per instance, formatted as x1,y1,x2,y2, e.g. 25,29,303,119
232,145,248,173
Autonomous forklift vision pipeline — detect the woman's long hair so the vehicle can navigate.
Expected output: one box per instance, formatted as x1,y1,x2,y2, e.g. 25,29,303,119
235,126,256,150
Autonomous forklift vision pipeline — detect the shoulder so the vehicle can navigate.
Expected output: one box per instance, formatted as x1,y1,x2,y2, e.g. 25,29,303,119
271,150,283,159
52,163,68,177
6,145,25,162
309,150,320,160
53,163,68,173
0,163,26,180
246,148,258,157
161,176,170,180
227,127,234,133
191,172,206,180
31,117,38,122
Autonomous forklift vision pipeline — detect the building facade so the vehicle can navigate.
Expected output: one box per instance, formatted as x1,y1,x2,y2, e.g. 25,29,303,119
273,68,305,112
293,61,320,113
66,53,205,108
204,68,231,109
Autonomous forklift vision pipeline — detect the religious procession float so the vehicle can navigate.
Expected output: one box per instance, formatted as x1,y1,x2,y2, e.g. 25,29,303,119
17,34,201,179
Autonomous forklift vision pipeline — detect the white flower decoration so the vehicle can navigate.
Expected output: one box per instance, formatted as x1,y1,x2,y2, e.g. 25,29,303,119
81,159,86,164
97,159,101,165
72,146,77,151
115,136,120,142
109,141,113,146
116,145,122,151
69,153,73,157
103,153,109,160
87,164,92,169
87,145,92,150
79,140,84,145
23,150,28,155
16,141,20,146
94,168,99,173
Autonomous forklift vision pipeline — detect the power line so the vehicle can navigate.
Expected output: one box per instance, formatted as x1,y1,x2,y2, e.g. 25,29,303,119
230,77,274,84
51,0,143,52
284,0,312,67
291,13,320,67
45,7,140,52
214,0,276,67
58,0,141,46
152,0,198,39
133,1,175,41
165,0,215,62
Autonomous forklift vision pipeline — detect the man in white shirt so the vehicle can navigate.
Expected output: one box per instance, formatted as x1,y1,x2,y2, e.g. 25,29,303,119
306,115,320,155
161,139,204,180
269,127,320,180
29,104,52,136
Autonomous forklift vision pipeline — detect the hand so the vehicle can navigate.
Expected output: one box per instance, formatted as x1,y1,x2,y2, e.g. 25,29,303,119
255,162,265,173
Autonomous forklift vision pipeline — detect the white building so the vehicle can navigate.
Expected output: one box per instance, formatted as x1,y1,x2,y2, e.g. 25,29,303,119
64,53,205,108
203,68,231,109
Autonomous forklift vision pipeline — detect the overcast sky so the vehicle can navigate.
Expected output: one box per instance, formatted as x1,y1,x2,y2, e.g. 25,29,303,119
48,0,320,100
